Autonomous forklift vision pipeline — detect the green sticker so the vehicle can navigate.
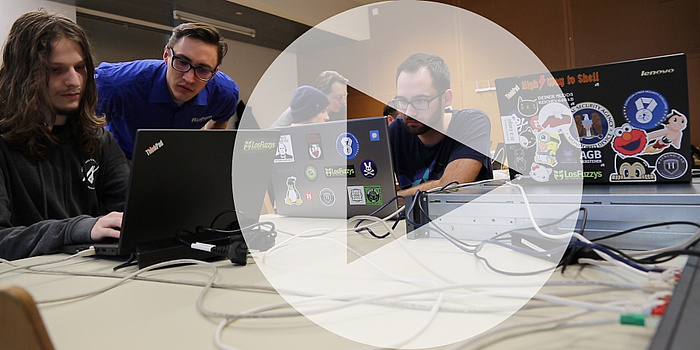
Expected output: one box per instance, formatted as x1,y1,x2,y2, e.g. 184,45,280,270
364,186,382,205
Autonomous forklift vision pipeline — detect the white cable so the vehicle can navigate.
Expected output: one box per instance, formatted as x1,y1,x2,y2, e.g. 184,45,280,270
625,227,700,257
10,253,655,349
34,259,217,304
505,181,651,278
504,182,573,240
0,247,96,276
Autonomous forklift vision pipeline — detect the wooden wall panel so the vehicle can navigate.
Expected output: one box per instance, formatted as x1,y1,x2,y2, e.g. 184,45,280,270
454,0,700,146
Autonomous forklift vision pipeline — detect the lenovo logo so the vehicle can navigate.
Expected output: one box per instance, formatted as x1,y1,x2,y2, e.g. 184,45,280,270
640,68,674,76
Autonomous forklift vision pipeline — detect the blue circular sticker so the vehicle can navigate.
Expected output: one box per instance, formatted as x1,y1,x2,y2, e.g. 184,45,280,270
623,90,669,130
570,102,615,149
336,132,359,160
360,159,377,178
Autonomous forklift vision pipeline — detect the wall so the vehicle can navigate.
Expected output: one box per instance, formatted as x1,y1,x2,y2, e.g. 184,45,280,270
293,2,553,147
339,0,700,147
77,14,282,104
0,1,75,65
456,0,700,146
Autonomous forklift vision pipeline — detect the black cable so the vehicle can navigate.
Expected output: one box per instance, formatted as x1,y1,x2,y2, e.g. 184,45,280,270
173,210,278,266
590,221,700,243
353,195,405,239
597,243,700,266
112,253,137,271
634,249,700,264
437,180,459,192
208,209,250,229
473,250,556,276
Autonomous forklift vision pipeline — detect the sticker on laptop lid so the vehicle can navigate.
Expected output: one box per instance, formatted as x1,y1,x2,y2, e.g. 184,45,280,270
274,135,295,163
612,123,648,157
360,159,377,179
306,133,323,160
304,165,318,181
243,138,277,152
347,186,365,205
571,102,615,149
369,129,380,141
364,186,383,205
304,191,313,202
336,132,359,159
324,165,355,178
283,176,303,206
655,152,688,180
609,155,656,182
319,188,336,207
538,102,573,135
501,114,520,144
642,109,687,155
623,90,668,130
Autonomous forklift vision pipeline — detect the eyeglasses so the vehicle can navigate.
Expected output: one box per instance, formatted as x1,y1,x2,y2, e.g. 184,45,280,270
331,93,348,101
390,90,446,111
167,47,217,82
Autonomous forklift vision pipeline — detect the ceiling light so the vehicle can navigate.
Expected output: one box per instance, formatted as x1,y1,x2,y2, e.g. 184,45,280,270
173,10,256,38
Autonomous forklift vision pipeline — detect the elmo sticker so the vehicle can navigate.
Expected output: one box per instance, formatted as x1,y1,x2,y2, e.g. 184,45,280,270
612,123,647,157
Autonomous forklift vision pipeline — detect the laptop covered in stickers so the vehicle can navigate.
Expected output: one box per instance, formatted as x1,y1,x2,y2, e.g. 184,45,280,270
495,53,691,184
270,116,399,218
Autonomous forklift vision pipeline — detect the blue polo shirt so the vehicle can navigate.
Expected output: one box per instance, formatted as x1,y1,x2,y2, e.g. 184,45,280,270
96,60,239,158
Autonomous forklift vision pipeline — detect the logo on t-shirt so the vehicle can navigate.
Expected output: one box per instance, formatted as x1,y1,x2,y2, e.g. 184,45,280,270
82,158,99,190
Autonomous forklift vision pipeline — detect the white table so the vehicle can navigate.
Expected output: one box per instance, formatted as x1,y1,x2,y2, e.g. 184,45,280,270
0,215,680,350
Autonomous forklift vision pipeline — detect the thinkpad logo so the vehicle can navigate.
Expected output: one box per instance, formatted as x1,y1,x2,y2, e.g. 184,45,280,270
145,140,164,156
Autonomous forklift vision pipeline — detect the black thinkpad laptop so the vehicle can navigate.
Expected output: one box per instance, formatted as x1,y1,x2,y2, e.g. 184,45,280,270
61,129,279,266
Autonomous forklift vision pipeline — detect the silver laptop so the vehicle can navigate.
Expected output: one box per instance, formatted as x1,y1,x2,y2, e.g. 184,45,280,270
270,117,399,218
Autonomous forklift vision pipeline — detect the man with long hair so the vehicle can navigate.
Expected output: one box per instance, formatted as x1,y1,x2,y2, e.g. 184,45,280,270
96,22,239,159
0,11,129,259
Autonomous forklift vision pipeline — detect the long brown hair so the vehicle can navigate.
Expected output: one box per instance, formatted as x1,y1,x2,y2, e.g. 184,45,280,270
0,10,104,158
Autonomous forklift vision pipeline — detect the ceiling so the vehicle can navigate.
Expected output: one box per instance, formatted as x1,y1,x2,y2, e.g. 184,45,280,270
50,0,377,51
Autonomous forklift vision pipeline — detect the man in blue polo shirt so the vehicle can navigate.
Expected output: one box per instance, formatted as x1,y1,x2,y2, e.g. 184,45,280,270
96,22,239,159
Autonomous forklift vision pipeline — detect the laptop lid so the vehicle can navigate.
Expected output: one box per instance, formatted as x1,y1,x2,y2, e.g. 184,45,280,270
270,117,398,218
62,129,279,257
495,53,692,184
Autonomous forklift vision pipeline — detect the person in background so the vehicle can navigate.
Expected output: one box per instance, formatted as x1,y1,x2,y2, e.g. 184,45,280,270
383,103,403,125
0,11,129,260
288,86,330,126
95,22,239,159
227,99,247,129
316,70,349,121
389,53,492,197
270,71,348,128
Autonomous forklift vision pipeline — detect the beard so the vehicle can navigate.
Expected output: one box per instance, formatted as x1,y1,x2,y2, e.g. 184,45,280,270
402,101,444,136
54,106,79,116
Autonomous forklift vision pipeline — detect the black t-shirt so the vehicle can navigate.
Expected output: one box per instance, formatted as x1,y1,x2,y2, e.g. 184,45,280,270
389,109,492,189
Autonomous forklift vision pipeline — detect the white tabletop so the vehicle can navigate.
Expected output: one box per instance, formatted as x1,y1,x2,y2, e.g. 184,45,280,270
0,214,681,350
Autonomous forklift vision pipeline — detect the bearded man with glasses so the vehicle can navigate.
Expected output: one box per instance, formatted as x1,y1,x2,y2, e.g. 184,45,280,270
95,22,239,159
389,53,492,197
